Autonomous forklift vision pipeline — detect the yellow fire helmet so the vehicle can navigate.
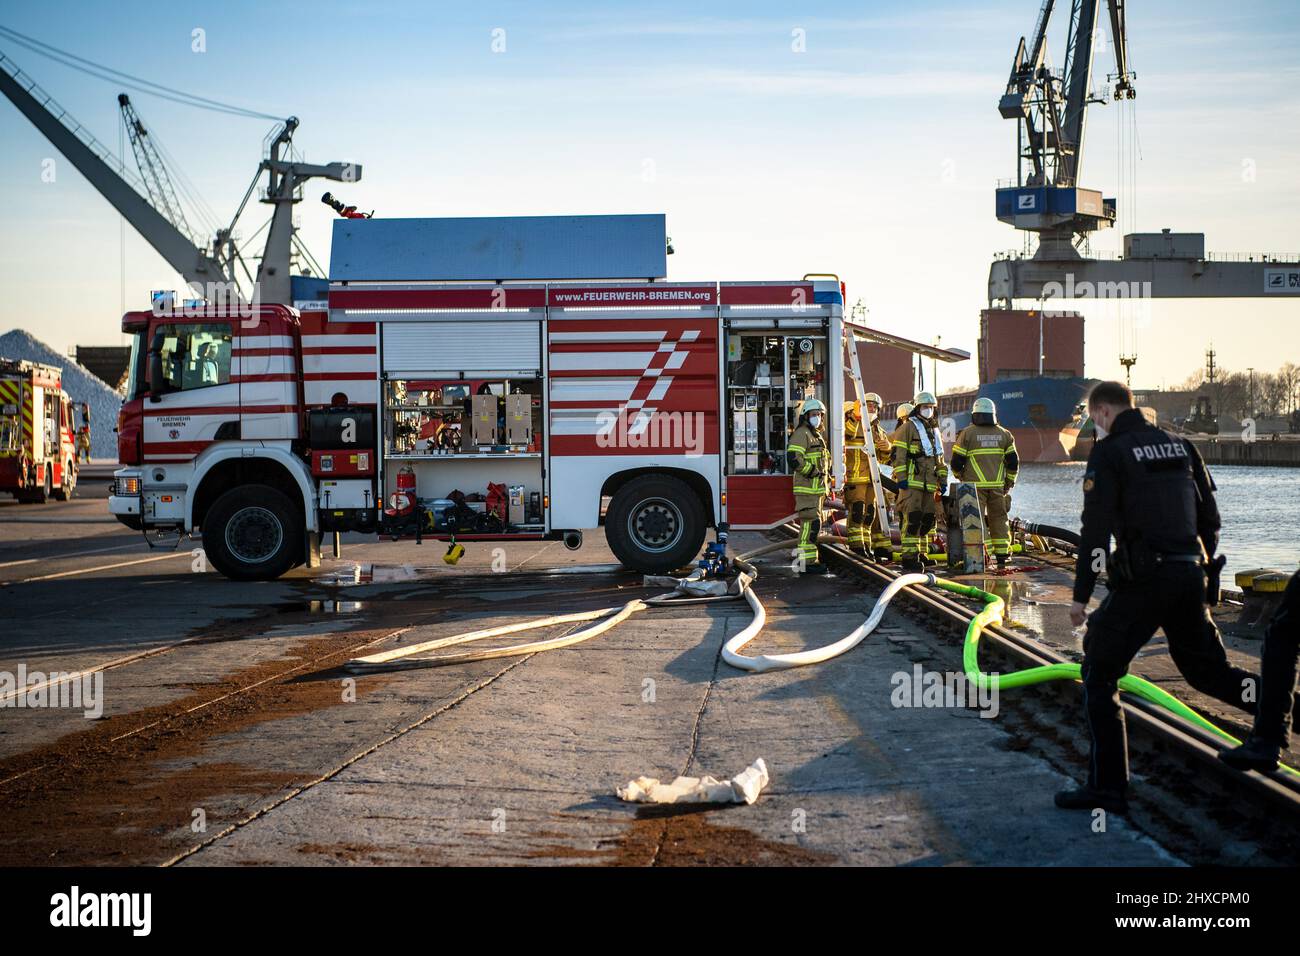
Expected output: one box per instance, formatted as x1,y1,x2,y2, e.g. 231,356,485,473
843,399,860,418
896,402,914,419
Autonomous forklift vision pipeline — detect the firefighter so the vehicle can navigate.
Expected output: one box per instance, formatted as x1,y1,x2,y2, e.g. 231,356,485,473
951,397,1019,567
788,398,829,573
843,392,893,560
75,403,91,464
1058,380,1281,812
891,391,947,572
887,401,913,530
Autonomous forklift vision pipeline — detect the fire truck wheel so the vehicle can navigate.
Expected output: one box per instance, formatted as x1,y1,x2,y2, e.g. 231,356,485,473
605,474,706,574
202,484,303,581
32,471,53,504
52,461,75,501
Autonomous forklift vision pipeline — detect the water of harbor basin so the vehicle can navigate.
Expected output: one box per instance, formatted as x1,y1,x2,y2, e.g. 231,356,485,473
1008,462,1300,583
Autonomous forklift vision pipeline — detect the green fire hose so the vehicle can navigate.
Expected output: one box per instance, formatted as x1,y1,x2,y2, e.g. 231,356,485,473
930,575,1299,779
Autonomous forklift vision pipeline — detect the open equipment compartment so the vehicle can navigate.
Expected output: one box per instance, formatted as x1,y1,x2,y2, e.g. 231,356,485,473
359,282,549,540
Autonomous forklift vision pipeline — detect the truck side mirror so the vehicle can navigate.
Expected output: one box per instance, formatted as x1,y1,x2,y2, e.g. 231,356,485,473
148,349,165,403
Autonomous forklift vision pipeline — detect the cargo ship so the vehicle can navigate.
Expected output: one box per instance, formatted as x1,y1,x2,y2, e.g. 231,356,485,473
936,309,1093,463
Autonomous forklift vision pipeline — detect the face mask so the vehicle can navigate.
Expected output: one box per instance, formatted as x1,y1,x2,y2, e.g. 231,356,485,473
809,415,823,429
866,409,877,422
919,407,934,419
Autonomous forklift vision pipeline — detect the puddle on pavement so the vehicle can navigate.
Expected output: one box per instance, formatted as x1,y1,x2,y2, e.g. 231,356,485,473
963,569,1079,649
315,563,424,586
276,599,366,614
542,564,627,575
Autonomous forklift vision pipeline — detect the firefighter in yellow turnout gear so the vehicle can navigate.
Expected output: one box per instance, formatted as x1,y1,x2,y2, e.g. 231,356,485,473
891,391,948,571
951,397,1019,567
788,398,829,573
843,393,893,560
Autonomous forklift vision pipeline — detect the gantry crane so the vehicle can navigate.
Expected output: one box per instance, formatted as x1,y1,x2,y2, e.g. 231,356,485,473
0,49,360,304
988,2,1300,303
995,0,1135,260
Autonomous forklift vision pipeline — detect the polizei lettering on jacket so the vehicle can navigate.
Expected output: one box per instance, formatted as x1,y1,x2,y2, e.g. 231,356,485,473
1131,441,1189,463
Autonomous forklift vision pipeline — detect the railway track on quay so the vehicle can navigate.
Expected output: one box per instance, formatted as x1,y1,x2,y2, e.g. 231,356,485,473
777,525,1300,864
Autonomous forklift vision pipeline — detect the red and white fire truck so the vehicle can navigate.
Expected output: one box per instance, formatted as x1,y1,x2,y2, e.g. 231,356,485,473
109,223,849,580
0,358,78,503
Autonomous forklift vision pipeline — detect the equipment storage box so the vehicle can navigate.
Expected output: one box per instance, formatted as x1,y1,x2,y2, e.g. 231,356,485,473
308,405,376,448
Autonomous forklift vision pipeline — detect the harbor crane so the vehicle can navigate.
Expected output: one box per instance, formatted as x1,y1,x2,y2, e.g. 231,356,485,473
0,49,360,305
988,1,1300,304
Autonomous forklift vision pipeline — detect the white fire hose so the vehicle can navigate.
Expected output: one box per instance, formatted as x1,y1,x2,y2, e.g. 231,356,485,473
345,536,914,675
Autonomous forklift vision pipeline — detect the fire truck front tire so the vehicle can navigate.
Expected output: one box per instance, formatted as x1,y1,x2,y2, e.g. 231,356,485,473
604,474,707,574
202,484,303,581
52,461,75,501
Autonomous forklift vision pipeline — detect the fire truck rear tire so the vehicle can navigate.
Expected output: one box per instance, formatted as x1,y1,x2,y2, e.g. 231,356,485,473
31,471,52,504
604,474,707,574
202,484,303,581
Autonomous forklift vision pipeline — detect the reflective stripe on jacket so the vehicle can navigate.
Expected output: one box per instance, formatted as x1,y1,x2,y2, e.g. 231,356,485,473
890,418,948,492
789,422,828,497
951,424,1018,488
844,415,891,483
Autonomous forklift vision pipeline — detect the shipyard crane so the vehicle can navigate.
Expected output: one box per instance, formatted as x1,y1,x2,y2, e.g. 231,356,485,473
0,48,360,305
995,0,1134,260
988,2,1300,303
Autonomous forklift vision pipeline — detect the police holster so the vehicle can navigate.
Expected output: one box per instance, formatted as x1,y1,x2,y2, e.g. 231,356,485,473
1109,539,1156,588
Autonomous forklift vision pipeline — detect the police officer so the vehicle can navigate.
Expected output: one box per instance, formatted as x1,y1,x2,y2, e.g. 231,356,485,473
788,398,829,573
843,392,893,559
951,397,1019,568
1058,381,1269,812
1220,570,1300,772
891,391,947,572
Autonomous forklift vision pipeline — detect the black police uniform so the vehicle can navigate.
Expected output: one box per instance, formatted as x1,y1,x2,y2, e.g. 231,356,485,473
1073,407,1263,795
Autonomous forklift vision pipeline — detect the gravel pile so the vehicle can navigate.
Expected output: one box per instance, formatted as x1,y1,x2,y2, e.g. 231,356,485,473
0,329,124,459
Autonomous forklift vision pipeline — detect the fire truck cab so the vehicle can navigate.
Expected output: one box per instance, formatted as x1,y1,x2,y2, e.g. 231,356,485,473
0,358,78,503
108,215,847,580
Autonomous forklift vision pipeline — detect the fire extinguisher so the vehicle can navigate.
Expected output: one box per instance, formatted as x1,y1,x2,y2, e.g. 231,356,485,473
385,463,417,517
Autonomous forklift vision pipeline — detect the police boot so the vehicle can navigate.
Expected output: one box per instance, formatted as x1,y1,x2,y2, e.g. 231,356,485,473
1054,785,1128,814
1218,736,1281,773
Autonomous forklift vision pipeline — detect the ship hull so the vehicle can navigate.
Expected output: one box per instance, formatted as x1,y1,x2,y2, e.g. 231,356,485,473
940,376,1091,463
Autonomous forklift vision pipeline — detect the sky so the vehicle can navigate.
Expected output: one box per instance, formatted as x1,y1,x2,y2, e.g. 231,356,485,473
0,0,1297,391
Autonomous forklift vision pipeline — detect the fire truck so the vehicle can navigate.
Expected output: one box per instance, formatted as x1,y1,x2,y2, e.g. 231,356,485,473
108,216,851,580
0,358,79,503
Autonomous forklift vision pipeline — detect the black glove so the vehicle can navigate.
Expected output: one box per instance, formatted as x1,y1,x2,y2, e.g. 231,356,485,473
1206,553,1227,606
